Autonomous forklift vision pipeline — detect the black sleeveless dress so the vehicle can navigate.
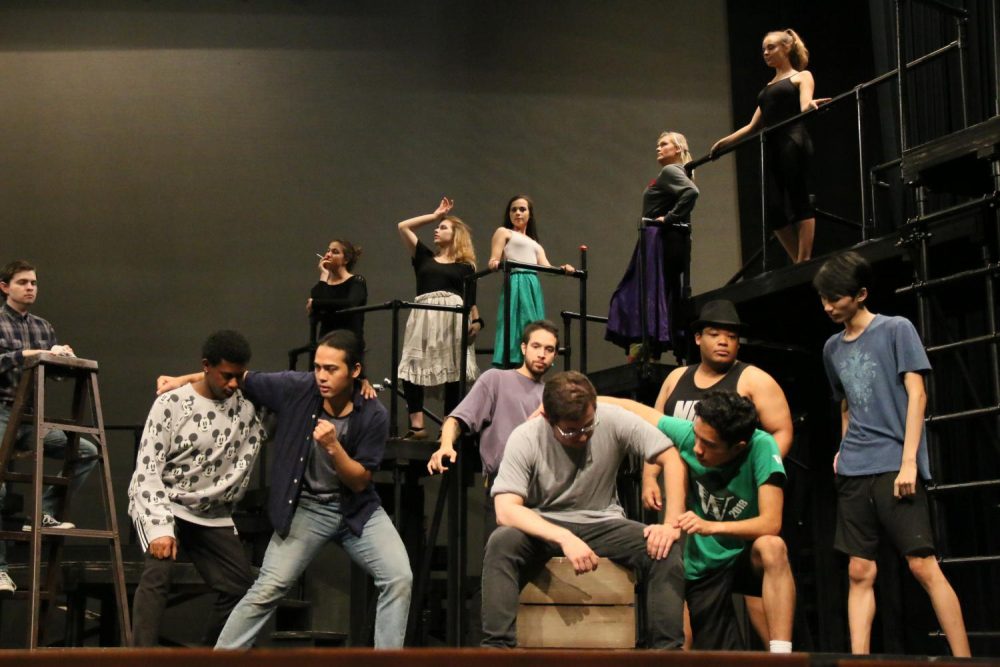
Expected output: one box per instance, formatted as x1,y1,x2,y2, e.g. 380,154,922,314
757,77,815,229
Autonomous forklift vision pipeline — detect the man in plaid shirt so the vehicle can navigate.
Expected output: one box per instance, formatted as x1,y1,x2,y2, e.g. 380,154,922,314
0,260,98,595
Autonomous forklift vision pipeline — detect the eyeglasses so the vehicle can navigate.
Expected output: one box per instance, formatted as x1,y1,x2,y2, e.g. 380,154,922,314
555,418,599,439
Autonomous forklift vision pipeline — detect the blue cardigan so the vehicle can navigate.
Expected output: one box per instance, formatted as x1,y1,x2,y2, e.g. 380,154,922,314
243,371,388,537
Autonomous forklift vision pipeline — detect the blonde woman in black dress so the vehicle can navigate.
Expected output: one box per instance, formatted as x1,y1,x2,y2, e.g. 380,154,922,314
712,29,829,264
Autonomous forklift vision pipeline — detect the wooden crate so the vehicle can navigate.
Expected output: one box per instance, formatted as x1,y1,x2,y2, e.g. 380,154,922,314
516,557,636,649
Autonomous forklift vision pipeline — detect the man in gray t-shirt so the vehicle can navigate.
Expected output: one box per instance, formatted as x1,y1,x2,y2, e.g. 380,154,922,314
481,371,686,649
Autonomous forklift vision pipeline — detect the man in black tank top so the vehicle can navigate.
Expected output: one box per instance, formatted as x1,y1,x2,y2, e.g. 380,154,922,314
645,300,793,649
652,300,792,458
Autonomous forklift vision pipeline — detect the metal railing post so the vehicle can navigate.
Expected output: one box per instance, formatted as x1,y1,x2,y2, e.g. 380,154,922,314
760,133,769,271
390,300,401,439
896,0,910,152
561,311,572,371
856,86,869,241
955,15,969,129
503,263,512,368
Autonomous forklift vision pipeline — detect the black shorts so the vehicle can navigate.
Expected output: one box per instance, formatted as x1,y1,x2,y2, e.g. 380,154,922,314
834,471,937,560
685,547,762,650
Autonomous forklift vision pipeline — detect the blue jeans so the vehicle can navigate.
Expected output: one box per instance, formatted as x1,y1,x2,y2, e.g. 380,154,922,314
215,496,412,648
0,404,99,571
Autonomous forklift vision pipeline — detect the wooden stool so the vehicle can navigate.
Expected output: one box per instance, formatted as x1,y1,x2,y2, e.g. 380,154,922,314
516,557,636,649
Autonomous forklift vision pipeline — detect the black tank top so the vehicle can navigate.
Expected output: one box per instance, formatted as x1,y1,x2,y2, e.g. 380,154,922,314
758,77,801,127
757,77,811,147
662,361,749,421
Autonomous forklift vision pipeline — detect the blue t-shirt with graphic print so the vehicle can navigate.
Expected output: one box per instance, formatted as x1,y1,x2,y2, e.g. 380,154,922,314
822,314,931,480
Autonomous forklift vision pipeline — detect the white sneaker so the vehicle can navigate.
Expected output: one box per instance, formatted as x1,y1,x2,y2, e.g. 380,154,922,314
0,571,15,595
22,514,76,531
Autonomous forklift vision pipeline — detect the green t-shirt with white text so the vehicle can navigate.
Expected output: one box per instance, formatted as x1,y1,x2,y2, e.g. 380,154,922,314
656,415,785,580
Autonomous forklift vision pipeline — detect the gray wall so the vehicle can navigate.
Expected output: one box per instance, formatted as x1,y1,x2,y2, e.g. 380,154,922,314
0,0,737,642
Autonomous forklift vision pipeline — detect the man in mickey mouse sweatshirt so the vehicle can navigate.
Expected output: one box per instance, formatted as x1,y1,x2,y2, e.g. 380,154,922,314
127,330,266,646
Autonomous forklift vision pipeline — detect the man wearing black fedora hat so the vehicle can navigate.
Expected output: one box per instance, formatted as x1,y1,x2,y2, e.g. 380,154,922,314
648,300,792,457
641,298,793,648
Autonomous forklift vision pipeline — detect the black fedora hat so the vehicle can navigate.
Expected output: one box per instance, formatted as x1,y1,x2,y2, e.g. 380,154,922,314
691,300,745,332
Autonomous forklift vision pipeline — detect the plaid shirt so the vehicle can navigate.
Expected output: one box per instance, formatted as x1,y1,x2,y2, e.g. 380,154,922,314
0,303,57,403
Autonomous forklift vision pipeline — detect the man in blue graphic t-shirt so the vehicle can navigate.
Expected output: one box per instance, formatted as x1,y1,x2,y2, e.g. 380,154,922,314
814,251,969,657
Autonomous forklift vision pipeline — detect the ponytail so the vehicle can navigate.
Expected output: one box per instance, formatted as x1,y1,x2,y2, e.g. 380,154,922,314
782,28,809,70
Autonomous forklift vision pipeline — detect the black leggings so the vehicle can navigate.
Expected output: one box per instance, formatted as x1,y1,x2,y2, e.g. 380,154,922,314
402,380,461,420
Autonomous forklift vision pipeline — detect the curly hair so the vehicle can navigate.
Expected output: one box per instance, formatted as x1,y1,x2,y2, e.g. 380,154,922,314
202,330,252,366
693,390,759,447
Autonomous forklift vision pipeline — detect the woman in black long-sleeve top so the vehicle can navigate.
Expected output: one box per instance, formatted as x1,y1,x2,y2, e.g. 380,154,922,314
307,239,367,345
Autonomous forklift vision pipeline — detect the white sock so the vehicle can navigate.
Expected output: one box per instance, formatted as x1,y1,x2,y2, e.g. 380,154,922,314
769,640,792,653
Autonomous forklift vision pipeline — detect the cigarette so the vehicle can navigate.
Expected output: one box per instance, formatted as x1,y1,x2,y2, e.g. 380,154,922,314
316,253,325,259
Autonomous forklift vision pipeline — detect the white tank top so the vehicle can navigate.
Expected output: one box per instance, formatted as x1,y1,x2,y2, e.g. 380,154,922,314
503,231,542,264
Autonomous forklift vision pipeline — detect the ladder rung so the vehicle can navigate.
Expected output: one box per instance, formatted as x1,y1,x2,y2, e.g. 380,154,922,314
930,630,1000,638
926,332,1000,354
41,420,101,435
41,527,115,540
1,473,70,485
0,528,116,541
939,554,1000,566
929,479,1000,492
895,261,1000,295
926,404,1000,424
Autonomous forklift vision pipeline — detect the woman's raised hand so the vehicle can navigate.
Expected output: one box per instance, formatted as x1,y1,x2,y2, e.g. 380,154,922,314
433,197,455,219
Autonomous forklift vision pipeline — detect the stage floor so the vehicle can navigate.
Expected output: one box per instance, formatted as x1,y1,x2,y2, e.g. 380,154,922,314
0,648,988,667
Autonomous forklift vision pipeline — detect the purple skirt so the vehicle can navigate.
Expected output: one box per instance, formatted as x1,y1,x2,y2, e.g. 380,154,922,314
605,226,676,353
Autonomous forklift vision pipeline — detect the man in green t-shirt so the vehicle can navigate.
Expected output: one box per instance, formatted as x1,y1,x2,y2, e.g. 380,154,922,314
602,391,795,653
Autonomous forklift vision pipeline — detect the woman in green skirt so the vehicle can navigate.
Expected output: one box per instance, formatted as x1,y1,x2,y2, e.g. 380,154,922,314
488,195,574,367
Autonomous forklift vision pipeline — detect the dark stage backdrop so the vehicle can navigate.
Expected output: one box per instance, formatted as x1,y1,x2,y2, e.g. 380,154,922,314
0,0,739,644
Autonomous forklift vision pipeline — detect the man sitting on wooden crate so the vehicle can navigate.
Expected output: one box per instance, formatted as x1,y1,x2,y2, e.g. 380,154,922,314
480,371,685,649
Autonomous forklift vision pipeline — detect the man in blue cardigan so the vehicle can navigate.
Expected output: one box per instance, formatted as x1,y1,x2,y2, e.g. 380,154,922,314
160,330,411,648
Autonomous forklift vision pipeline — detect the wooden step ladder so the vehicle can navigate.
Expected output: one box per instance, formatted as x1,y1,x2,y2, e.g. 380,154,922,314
0,352,130,647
